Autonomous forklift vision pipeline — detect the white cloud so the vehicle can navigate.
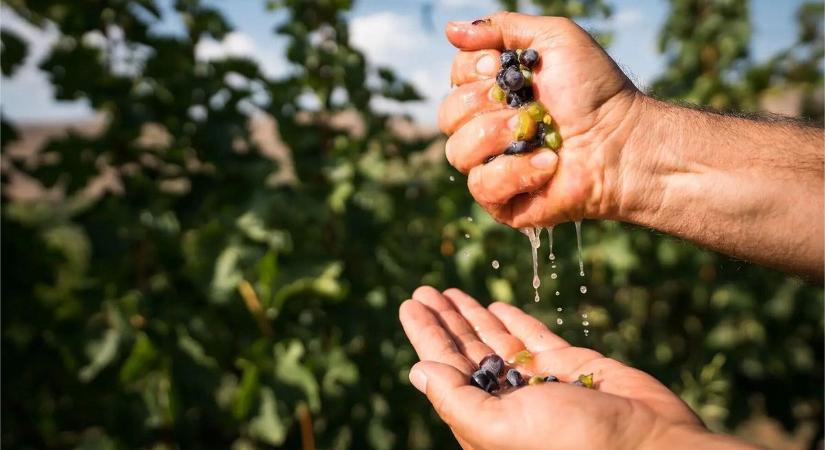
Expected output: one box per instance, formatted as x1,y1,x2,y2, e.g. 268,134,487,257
439,0,498,11
195,31,290,79
0,6,95,122
612,8,643,29
350,11,451,125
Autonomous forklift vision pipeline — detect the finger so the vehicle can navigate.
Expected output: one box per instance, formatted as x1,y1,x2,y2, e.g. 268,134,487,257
450,49,501,86
438,79,503,135
409,361,503,445
446,12,568,51
442,288,525,360
399,299,475,374
412,286,494,365
467,150,558,206
488,302,570,353
445,109,516,174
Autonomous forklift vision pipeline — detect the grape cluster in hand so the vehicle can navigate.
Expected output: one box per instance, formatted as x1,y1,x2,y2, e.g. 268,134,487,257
469,353,594,394
489,48,562,159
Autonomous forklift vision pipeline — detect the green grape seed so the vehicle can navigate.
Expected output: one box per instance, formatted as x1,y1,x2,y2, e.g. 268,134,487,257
577,373,594,389
509,349,534,365
528,375,545,385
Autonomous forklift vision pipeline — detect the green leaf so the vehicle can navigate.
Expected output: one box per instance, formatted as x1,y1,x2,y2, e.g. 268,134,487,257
248,387,286,446
1,30,27,76
79,328,120,382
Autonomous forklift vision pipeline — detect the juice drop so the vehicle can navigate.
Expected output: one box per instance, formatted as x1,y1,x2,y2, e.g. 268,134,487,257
583,329,590,336
546,226,555,261
492,260,500,269
534,291,540,302
464,233,470,239
449,175,455,182
521,227,542,303
467,217,473,222
555,291,560,296
550,273,557,279
556,318,563,325
579,285,587,294
556,307,563,312
582,320,590,326
575,220,585,277
582,313,588,318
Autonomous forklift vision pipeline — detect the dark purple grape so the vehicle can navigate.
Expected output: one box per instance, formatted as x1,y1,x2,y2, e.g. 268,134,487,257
504,140,539,155
500,50,518,68
506,369,526,387
518,86,534,102
479,354,505,377
520,48,539,68
470,369,499,393
502,66,524,91
544,375,559,383
572,380,585,387
496,70,507,90
506,91,523,108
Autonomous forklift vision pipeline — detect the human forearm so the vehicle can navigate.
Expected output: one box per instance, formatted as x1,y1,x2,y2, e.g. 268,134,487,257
643,423,762,450
615,95,824,277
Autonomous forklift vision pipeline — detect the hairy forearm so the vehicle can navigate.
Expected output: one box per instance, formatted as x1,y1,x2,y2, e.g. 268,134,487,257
616,94,824,278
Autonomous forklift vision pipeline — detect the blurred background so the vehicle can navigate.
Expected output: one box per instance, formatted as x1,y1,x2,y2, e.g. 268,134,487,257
1,0,822,449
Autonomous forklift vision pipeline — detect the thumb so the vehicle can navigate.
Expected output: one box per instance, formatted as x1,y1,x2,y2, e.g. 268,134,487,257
409,361,502,441
445,11,567,51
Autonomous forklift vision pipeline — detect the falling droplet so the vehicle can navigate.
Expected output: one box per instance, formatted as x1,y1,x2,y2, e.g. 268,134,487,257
584,329,590,336
491,260,500,269
556,307,563,312
579,285,587,294
582,313,588,319
551,264,556,269
521,227,542,303
556,318,564,325
574,220,585,277
449,175,455,182
546,226,555,261
467,217,473,222
534,291,540,302
555,291,560,296
582,320,590,326
550,273,558,279
464,233,470,239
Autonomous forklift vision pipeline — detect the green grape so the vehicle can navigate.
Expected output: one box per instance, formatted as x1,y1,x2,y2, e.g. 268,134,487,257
525,102,545,122
491,85,506,103
545,130,562,150
514,110,538,141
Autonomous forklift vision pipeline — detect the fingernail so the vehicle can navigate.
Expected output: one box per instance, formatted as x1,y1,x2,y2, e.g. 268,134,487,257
475,54,496,76
530,151,556,169
409,366,428,393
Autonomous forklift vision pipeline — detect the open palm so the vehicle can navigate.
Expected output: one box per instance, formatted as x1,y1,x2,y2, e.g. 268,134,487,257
399,286,704,450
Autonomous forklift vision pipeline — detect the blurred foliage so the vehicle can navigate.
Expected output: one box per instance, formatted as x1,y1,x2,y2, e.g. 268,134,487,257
1,1,823,450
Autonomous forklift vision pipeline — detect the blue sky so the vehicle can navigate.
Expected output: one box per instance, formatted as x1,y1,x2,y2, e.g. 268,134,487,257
0,0,806,124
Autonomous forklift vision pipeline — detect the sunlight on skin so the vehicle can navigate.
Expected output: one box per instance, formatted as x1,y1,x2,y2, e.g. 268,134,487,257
399,286,759,450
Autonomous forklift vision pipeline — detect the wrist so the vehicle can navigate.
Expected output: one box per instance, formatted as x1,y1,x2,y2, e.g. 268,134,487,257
597,91,665,223
642,422,761,450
